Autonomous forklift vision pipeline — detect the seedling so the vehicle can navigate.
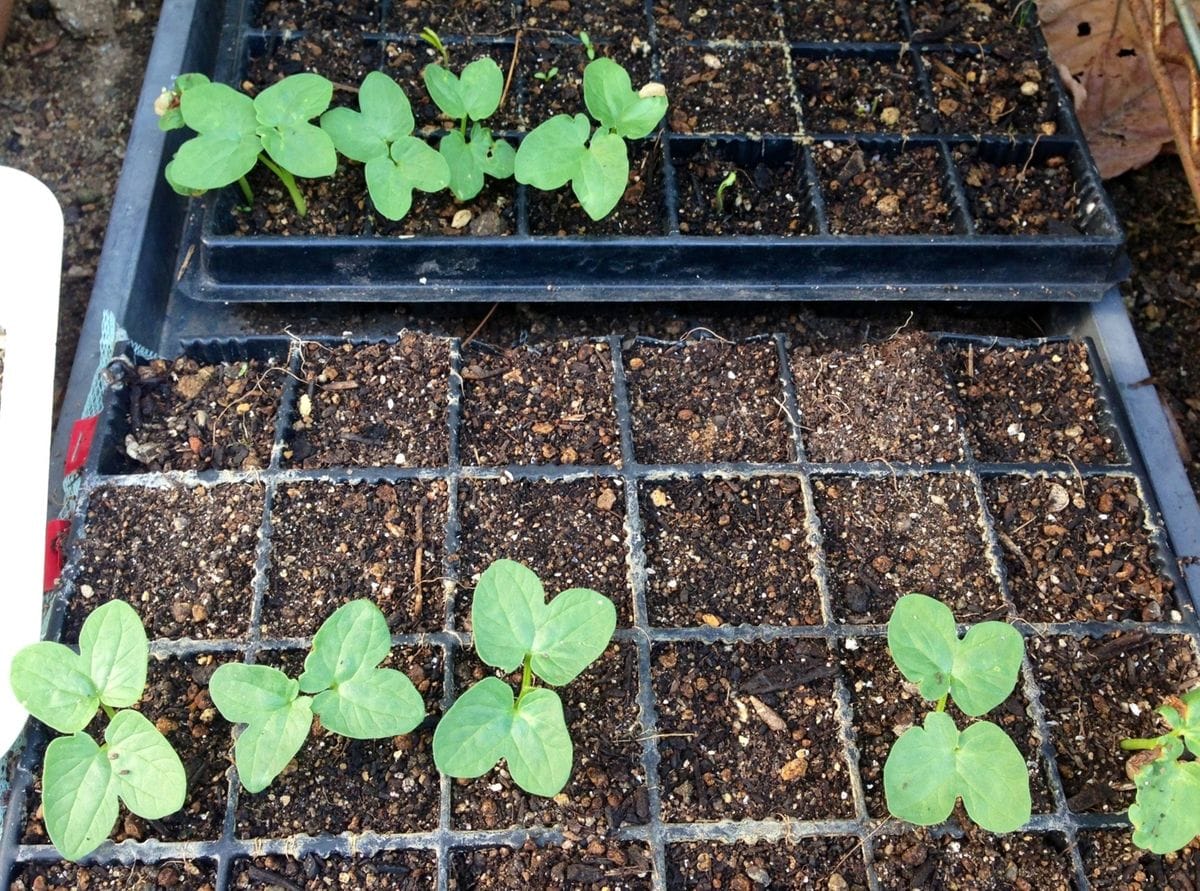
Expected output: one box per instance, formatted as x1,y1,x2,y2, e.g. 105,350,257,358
158,71,337,216
533,66,560,83
514,58,667,220
420,27,451,67
9,601,186,860
320,71,451,221
433,559,616,797
882,593,1031,833
579,31,597,62
422,57,516,202
1121,686,1200,853
209,600,425,793
714,171,737,214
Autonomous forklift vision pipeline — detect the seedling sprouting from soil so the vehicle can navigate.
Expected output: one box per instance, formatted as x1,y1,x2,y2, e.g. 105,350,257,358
420,27,451,67
209,600,425,793
158,72,337,216
433,559,616,796
1121,686,1200,853
715,171,737,214
579,31,597,62
320,71,451,221
422,57,516,202
883,593,1031,833
534,67,560,83
9,601,187,860
514,58,667,220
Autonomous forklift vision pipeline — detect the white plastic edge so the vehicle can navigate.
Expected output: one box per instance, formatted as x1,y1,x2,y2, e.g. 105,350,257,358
0,166,63,754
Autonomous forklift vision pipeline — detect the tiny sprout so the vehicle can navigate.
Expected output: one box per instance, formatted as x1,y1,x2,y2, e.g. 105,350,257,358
579,31,596,61
534,66,560,83
714,171,737,214
421,27,450,66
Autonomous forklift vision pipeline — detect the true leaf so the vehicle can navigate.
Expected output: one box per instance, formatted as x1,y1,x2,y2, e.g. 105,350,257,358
79,600,147,708
472,559,547,672
432,676,514,778
104,709,187,819
531,588,617,685
299,599,393,693
42,732,117,861
233,695,313,794
312,668,425,739
573,131,629,221
505,687,572,797
514,114,590,191
1129,756,1200,854
460,57,504,122
10,642,97,734
582,57,667,139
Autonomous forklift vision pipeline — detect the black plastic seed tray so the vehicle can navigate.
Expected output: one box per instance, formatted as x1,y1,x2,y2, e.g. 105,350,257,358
147,0,1128,303
8,328,1198,890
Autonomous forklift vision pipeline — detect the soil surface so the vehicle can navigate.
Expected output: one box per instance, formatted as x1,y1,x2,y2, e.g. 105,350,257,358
231,851,437,890
925,51,1057,136
872,828,1075,889
1080,830,1200,889
9,861,217,890
955,147,1082,235
256,0,382,31
664,44,797,136
814,143,956,236
909,0,1040,47
667,838,869,890
653,0,782,42
782,0,904,42
387,0,517,37
797,53,932,135
521,0,648,41
451,841,654,889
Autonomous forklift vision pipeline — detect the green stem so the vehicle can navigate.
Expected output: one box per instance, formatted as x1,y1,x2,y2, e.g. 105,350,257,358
935,694,948,713
1121,736,1167,751
516,653,534,708
102,704,116,720
460,116,468,138
258,154,307,217
237,175,254,207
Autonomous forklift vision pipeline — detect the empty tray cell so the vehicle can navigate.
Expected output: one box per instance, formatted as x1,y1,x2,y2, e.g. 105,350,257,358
792,331,963,462
842,637,1053,819
242,31,381,107
522,38,654,136
1079,829,1200,889
781,0,904,42
908,0,1040,46
233,851,438,888
459,339,621,466
1029,632,1200,814
527,138,666,236
663,44,797,135
673,137,815,236
872,830,1074,889
954,143,1086,235
10,861,217,890
219,157,370,237
653,0,783,42
255,0,383,31
986,475,1177,623
667,837,869,889
520,0,649,41
813,142,957,235
454,478,632,626
948,341,1124,464
265,480,448,636
385,0,518,37
924,50,1059,136
640,477,822,627
68,483,263,640
285,337,451,468
652,639,852,822
450,842,654,889
235,647,442,836
812,473,1005,623
384,38,524,131
795,51,933,135
450,644,645,830
371,176,518,236
110,356,284,473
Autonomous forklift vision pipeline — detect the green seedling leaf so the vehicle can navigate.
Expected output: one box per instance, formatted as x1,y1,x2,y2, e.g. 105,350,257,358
460,57,504,122
166,81,260,190
573,131,628,221
299,599,392,693
432,676,515,778
1159,687,1200,757
514,114,590,191
210,663,300,722
42,732,117,861
10,643,97,734
156,72,211,131
365,136,450,221
424,63,467,121
888,593,1023,716
531,588,618,686
1129,755,1200,854
472,560,546,672
440,130,484,202
254,73,337,178
313,668,425,739
104,709,186,819
885,711,1031,834
582,57,667,139
507,687,572,797
475,128,516,179
320,71,414,163
79,600,148,708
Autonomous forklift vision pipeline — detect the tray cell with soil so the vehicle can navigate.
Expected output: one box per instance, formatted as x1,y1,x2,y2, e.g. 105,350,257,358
871,828,1075,888
450,842,654,889
652,0,783,43
385,0,518,39
924,49,1059,136
908,0,1040,48
521,0,649,42
781,0,905,43
666,837,870,890
1079,830,1200,889
255,0,384,32
232,850,438,889
521,38,653,128
795,50,933,135
663,44,797,136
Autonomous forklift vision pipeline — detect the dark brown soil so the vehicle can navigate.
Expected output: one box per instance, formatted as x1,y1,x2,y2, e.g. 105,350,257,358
235,647,441,836
664,45,797,136
987,475,1177,623
243,31,379,103
1029,632,1200,814
872,829,1074,889
285,337,451,468
814,143,956,235
955,147,1082,235
232,851,437,889
386,0,518,37
522,40,654,127
792,332,964,462
266,481,449,637
653,0,782,42
812,473,1006,623
652,639,854,822
675,142,815,236
459,339,621,466
781,0,904,42
797,53,933,135
450,644,646,832
68,484,263,640
450,841,654,889
521,0,649,41
455,478,632,625
625,339,792,464
948,341,1123,463
639,477,822,626
256,0,382,31
371,177,518,236
842,637,1053,819
9,861,217,891
1079,830,1200,889
667,838,869,890
526,139,665,236
115,357,284,473
925,50,1057,136
228,160,368,237
909,0,1040,47
384,39,524,132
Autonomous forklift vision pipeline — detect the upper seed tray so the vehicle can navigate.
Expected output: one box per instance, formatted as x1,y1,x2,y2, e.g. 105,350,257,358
164,0,1127,303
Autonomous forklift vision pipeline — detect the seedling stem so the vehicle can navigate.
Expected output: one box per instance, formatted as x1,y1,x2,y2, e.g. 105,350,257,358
259,153,307,216
421,27,450,66
714,171,736,214
236,175,254,206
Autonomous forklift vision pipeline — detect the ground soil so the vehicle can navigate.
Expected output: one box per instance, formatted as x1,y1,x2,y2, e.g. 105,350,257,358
9,861,217,890
667,838,869,890
814,143,956,235
924,51,1057,136
242,29,378,104
797,53,933,135
955,147,1082,235
781,0,904,43
1079,830,1200,889
652,0,782,42
664,44,797,136
872,828,1075,889
450,841,654,889
231,851,438,890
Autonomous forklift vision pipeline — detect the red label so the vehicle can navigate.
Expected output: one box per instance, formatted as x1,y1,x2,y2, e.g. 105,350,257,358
44,519,70,592
65,415,100,476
